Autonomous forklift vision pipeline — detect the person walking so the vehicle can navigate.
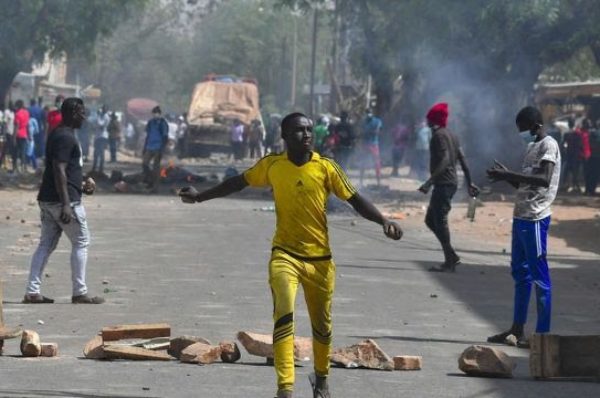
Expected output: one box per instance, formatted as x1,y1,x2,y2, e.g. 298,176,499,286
142,106,169,192
179,112,403,398
92,106,110,174
14,100,31,173
23,97,104,304
359,109,383,187
418,103,479,272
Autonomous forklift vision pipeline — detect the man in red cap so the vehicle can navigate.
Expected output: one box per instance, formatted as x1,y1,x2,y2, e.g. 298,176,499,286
418,103,479,272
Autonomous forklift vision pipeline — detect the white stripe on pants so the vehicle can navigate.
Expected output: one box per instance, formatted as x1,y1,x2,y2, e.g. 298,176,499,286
26,201,90,296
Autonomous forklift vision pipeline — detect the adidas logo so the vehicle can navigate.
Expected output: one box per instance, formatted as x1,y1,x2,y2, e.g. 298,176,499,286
296,180,304,187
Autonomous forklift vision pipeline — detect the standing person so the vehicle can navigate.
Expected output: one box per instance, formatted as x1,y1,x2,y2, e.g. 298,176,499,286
77,112,91,163
313,116,330,154
230,119,245,161
28,99,45,158
585,119,600,196
46,95,64,134
413,121,432,181
331,111,355,170
142,106,169,192
561,118,583,193
92,106,110,174
391,120,410,177
14,100,31,173
27,113,40,170
579,118,594,196
359,109,383,187
418,103,479,272
486,106,560,347
107,112,121,163
179,112,402,398
23,97,104,304
248,119,264,159
1,103,16,171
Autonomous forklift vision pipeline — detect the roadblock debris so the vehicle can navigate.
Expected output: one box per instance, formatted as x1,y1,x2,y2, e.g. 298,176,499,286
458,345,514,378
20,330,42,357
393,355,422,370
330,339,394,371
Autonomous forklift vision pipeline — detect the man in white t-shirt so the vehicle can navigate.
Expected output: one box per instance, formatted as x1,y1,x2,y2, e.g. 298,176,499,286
486,106,561,348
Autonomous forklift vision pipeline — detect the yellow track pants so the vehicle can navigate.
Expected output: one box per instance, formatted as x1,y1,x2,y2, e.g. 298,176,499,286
269,249,336,392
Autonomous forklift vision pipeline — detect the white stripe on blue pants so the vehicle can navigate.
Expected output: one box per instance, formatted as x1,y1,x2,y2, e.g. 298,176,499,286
511,216,552,333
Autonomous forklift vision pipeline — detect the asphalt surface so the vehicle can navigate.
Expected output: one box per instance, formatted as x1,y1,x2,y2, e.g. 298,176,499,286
1,183,600,397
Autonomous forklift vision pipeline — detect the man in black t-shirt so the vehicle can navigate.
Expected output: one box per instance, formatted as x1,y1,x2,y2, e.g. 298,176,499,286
418,103,479,272
24,97,104,304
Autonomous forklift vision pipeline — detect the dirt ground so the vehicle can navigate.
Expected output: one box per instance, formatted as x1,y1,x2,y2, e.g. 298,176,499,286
1,160,599,261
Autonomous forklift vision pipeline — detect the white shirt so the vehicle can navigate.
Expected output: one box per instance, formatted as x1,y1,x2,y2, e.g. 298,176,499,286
514,136,561,220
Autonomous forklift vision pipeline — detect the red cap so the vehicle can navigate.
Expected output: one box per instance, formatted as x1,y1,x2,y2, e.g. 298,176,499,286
426,103,449,127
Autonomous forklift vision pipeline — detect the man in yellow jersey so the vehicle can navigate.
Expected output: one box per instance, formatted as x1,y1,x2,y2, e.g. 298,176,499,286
179,112,403,398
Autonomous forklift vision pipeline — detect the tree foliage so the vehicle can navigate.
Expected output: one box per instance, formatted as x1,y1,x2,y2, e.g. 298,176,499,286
0,0,142,100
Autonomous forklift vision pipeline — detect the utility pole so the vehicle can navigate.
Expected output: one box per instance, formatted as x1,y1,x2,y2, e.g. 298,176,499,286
290,14,298,108
309,7,319,119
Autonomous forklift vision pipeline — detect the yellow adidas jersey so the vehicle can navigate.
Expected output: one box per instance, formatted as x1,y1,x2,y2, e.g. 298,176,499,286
244,151,357,259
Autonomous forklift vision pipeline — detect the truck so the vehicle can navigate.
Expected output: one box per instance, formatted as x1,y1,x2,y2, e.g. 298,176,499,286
181,75,261,158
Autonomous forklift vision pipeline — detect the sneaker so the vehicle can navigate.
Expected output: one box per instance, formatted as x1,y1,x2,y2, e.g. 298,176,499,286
487,330,523,345
309,373,331,398
275,390,293,398
22,294,54,304
72,294,105,304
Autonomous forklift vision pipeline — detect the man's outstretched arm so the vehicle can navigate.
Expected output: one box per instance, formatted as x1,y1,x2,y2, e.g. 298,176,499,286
487,160,554,189
179,175,249,203
347,193,403,240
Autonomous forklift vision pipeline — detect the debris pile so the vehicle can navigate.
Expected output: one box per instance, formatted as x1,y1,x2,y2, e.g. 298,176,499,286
83,323,241,366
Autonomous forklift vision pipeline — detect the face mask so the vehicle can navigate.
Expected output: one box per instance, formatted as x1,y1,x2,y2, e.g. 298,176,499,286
519,130,535,144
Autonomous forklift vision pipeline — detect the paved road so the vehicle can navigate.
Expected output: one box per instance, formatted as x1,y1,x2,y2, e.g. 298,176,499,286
1,190,599,397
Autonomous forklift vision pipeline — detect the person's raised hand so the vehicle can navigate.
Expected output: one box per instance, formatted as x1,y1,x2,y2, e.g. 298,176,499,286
178,186,198,204
383,220,403,240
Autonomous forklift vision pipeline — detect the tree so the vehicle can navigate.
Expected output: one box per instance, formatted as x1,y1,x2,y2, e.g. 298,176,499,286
0,0,142,101
330,0,600,175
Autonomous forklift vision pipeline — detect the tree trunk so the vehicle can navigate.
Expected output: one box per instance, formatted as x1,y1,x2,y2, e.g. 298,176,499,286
0,67,18,105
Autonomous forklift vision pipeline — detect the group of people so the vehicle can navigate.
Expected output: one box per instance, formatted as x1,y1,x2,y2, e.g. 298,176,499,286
554,116,600,195
0,97,62,173
17,94,565,398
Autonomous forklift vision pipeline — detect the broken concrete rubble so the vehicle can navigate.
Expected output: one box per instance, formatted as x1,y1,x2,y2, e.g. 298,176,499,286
102,323,171,342
103,345,173,361
393,355,422,370
330,339,394,371
180,342,222,364
83,335,105,359
168,336,212,359
458,345,515,378
219,340,241,363
20,330,42,357
40,343,58,357
236,331,313,361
